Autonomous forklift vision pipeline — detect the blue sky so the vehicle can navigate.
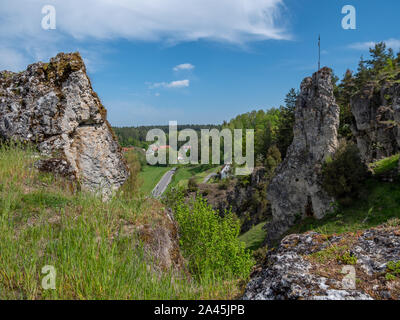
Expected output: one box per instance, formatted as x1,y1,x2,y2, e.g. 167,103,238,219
1,0,400,126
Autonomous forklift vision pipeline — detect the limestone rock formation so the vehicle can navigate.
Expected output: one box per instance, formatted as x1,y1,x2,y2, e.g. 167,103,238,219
265,67,340,243
351,82,400,163
0,52,129,196
243,222,400,300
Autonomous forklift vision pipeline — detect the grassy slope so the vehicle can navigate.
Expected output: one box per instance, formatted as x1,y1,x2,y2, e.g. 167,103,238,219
288,154,400,236
239,222,267,250
139,165,171,194
0,145,241,300
288,179,400,236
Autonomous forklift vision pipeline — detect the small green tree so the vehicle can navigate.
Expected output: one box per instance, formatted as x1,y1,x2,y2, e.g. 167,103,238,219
174,196,254,279
188,177,199,192
276,89,297,158
322,142,368,202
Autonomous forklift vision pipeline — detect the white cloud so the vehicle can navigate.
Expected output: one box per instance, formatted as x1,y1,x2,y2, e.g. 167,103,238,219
149,79,190,89
173,63,195,72
349,38,400,51
0,0,289,72
0,0,289,44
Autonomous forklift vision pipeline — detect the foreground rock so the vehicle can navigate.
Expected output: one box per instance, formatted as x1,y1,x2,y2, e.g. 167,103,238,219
265,67,340,243
0,52,129,196
119,202,184,271
351,82,400,163
243,222,400,300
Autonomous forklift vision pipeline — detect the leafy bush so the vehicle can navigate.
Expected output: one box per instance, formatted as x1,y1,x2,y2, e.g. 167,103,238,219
218,179,229,190
386,260,400,281
119,150,143,198
322,142,368,202
174,196,254,279
188,177,199,192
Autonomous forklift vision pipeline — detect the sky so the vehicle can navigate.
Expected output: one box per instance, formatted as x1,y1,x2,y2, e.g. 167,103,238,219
1,0,400,126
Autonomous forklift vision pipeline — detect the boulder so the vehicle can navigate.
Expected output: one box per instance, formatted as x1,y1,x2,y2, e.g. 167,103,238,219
243,222,400,300
265,67,340,243
0,52,129,196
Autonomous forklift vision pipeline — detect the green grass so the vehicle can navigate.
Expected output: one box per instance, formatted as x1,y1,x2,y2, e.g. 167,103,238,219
168,165,219,189
239,222,267,251
0,144,244,300
287,178,400,236
370,153,400,175
139,165,171,194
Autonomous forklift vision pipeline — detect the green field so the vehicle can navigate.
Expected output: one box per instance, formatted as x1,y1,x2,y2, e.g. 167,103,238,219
139,165,171,194
168,165,220,189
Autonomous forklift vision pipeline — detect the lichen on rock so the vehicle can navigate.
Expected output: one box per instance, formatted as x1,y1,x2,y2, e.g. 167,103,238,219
265,67,340,244
0,52,129,196
243,223,400,300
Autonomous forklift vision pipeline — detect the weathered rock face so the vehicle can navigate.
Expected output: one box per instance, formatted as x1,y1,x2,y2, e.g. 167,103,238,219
0,52,129,196
351,83,400,163
243,222,400,300
265,68,340,243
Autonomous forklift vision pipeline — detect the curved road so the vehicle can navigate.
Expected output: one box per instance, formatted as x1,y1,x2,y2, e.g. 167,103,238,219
203,172,218,183
151,167,177,198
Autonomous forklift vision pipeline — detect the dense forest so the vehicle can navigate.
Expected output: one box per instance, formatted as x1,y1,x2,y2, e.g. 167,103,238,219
113,124,222,148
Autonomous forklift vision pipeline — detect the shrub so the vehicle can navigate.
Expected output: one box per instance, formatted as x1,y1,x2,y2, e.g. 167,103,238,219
119,150,143,199
322,142,368,202
188,177,198,193
218,179,229,190
174,196,254,279
264,145,281,176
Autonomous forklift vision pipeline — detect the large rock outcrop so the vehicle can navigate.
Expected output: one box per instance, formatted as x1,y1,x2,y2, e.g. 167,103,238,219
0,52,129,196
351,82,400,163
265,68,340,243
243,222,400,300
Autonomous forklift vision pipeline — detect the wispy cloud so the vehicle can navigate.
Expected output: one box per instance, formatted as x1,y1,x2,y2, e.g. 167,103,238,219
349,38,400,51
148,79,190,89
1,0,289,44
0,0,290,71
173,63,195,72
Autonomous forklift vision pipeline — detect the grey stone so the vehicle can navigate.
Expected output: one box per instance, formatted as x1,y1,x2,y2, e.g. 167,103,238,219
0,52,129,197
265,67,340,243
243,224,400,300
351,82,400,163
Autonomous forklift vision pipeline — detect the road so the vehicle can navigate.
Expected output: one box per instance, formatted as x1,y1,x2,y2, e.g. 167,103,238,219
203,172,218,183
151,167,177,198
